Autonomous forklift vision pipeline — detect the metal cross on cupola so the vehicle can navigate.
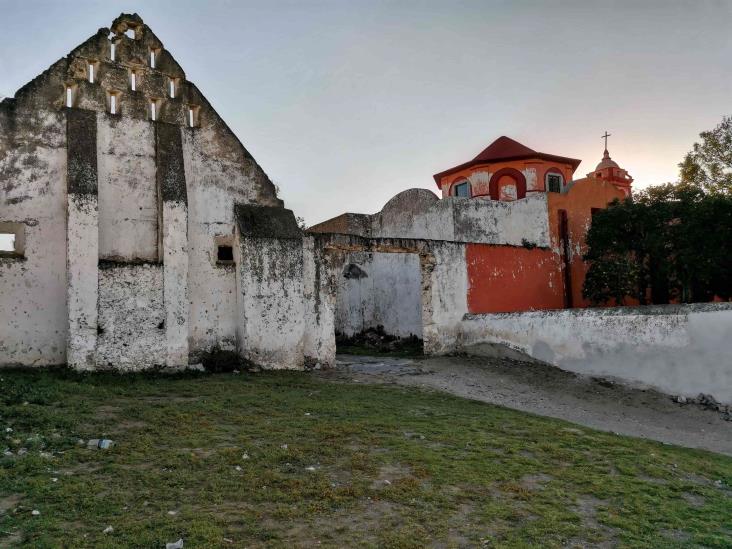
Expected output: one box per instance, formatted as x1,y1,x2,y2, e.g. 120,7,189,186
602,131,611,151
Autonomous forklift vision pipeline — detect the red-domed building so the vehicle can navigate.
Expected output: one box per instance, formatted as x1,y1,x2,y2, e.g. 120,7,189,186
432,136,633,310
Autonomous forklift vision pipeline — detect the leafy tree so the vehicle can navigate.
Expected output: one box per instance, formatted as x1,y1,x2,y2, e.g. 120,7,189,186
678,115,732,195
583,186,732,305
582,255,639,306
583,115,732,306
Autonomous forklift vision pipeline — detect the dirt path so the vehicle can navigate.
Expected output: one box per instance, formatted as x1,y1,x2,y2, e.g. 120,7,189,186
317,354,732,457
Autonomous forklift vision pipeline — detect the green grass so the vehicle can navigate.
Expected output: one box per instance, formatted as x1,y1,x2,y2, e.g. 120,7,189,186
0,368,730,548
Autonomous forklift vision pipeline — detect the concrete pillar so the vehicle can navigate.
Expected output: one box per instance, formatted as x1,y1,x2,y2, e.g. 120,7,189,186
301,236,337,368
156,123,189,367
421,242,468,355
66,109,99,370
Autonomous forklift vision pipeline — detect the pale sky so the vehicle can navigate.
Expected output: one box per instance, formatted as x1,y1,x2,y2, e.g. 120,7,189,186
1,0,730,225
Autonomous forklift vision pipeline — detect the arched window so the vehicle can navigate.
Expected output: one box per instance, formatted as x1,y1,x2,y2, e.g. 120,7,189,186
488,168,526,201
546,170,564,193
452,180,470,197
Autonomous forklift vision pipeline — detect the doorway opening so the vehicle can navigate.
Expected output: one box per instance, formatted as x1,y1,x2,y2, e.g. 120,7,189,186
334,250,424,357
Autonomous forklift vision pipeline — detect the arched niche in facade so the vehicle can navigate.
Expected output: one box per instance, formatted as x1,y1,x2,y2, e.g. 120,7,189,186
488,168,526,201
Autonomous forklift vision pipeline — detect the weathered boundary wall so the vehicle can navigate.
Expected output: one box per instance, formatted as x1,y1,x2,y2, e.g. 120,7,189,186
235,205,336,370
457,303,732,403
311,188,551,248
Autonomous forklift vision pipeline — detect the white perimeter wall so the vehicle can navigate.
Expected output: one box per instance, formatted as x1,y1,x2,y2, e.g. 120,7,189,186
457,303,732,404
371,188,550,247
336,251,423,339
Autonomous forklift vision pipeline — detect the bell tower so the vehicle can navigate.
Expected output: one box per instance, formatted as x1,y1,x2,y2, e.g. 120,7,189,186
587,132,633,197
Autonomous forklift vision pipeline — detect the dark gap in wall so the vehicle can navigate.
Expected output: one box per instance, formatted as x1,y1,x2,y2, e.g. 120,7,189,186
217,245,233,262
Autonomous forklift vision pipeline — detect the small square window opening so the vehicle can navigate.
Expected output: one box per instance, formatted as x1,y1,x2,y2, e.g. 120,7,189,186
217,245,234,263
0,223,25,258
0,233,15,252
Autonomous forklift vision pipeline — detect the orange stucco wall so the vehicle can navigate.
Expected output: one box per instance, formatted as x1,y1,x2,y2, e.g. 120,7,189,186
440,159,575,199
466,177,627,313
466,244,565,313
547,178,626,308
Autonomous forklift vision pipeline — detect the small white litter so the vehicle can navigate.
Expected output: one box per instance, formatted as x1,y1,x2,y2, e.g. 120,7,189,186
103,526,114,534
166,539,184,549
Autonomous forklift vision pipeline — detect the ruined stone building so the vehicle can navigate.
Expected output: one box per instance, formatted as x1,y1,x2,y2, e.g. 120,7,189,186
0,14,324,371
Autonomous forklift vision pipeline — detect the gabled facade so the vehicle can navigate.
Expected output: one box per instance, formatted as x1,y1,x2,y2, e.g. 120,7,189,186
0,14,315,370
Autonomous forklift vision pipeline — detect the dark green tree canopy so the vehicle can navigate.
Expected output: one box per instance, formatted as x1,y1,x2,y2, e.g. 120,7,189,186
583,187,732,305
583,115,732,306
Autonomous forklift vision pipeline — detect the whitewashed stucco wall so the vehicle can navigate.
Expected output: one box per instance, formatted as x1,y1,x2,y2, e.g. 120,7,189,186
457,303,732,403
335,251,423,339
237,237,306,369
97,115,158,261
422,242,469,355
96,263,166,370
302,236,337,369
182,127,270,357
0,109,68,366
371,188,550,247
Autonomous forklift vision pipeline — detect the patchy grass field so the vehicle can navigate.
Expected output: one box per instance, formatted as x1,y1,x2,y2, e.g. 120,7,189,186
0,368,730,548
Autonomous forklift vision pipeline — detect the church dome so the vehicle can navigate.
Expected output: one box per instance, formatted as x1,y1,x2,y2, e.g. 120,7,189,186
595,149,619,171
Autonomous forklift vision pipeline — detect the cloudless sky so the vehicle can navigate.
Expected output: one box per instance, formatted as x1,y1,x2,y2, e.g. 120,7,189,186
1,0,730,224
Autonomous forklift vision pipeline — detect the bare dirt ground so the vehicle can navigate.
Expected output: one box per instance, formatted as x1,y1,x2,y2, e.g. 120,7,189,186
318,354,732,456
